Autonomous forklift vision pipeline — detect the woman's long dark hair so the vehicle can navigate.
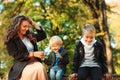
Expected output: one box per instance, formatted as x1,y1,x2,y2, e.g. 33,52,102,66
4,15,36,44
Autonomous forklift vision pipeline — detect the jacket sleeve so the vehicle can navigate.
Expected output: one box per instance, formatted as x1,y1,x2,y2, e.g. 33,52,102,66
6,39,30,62
34,28,47,42
97,41,108,74
44,52,53,66
59,50,69,65
72,41,81,73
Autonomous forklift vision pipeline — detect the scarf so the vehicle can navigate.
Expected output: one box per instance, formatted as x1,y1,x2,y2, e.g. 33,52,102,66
80,38,96,50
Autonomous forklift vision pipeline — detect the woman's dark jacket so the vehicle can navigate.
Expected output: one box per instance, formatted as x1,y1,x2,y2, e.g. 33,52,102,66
6,29,46,80
72,40,108,74
44,48,69,73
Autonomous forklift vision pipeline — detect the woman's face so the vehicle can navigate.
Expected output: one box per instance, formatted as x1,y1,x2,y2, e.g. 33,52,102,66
19,20,30,36
82,31,95,45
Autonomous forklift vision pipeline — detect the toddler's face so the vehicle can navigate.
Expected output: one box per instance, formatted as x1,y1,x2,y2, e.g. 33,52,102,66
82,32,95,45
50,43,61,52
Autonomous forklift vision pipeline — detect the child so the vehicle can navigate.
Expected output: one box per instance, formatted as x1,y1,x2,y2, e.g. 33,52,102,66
69,24,110,80
44,35,69,80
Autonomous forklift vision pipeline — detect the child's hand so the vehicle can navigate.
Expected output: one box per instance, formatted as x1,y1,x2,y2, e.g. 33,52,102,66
53,49,59,53
52,50,62,58
104,73,111,80
53,51,62,58
55,52,62,58
69,73,78,80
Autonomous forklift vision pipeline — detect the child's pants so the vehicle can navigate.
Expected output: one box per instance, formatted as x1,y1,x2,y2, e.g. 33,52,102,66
78,67,102,80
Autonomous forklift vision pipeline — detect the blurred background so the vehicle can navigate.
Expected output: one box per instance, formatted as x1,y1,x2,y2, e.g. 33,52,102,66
0,0,120,79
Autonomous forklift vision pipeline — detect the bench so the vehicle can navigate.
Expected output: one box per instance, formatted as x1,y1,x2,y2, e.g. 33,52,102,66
62,74,120,80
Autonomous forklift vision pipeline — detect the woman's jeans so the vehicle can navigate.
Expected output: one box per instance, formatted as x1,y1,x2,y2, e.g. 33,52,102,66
78,67,102,80
49,66,63,80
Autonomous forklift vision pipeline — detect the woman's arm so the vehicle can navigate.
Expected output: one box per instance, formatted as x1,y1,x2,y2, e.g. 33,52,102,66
6,39,30,61
29,18,47,41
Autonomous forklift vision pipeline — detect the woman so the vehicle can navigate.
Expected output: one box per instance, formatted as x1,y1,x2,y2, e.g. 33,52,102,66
4,15,49,80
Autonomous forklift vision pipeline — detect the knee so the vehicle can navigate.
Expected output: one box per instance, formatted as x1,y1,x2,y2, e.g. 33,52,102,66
56,73,63,80
49,71,55,77
56,74,62,78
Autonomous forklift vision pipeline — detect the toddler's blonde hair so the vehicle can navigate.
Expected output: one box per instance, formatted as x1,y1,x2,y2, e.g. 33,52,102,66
49,35,63,46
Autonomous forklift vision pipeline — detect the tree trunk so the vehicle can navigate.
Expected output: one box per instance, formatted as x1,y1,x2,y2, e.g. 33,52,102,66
101,0,114,73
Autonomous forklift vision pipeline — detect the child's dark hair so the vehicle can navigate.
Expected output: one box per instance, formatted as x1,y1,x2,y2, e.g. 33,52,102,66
82,24,96,34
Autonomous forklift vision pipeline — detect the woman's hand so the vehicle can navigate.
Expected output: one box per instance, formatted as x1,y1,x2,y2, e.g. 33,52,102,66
27,17,34,25
33,51,45,60
27,17,41,30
